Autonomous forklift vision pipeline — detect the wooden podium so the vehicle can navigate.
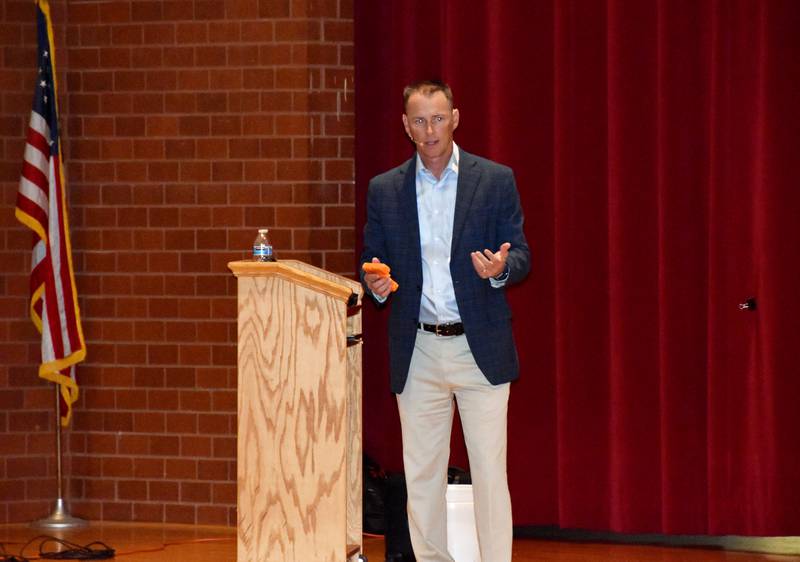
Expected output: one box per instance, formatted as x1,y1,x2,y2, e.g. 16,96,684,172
228,260,364,562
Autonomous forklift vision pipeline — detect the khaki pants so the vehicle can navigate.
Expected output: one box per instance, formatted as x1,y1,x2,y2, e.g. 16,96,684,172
396,330,512,562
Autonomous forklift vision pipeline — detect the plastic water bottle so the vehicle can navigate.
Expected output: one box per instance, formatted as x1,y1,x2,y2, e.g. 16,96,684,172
252,228,275,262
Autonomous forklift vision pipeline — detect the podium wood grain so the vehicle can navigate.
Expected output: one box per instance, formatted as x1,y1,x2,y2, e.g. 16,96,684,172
229,261,362,562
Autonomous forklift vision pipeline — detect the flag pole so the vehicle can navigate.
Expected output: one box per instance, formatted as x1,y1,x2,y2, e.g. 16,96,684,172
31,382,86,529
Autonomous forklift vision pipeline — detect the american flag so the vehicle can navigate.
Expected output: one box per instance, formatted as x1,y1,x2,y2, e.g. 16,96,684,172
15,0,86,426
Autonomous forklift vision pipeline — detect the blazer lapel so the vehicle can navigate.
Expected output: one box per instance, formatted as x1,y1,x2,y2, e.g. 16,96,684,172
452,150,482,252
396,157,422,259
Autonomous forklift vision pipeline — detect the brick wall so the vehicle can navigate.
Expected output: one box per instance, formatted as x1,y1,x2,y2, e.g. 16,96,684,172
0,0,354,525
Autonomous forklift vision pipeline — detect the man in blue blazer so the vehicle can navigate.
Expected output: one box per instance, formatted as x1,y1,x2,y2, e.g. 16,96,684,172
361,80,530,562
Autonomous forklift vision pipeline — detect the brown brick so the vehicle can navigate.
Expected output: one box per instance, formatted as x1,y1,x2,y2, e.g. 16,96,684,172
299,0,339,17
198,459,229,481
132,1,163,21
293,184,338,204
145,23,176,45
208,68,242,90
133,139,164,159
227,45,259,67
85,479,115,500
334,40,355,65
324,20,353,42
275,19,320,42
197,185,227,205
102,93,134,114
116,116,146,136
148,388,179,410
148,344,179,365
325,205,354,227
147,116,179,136
259,0,289,17
134,366,165,388
149,481,179,502
70,2,100,23
114,71,146,91
181,435,212,457
102,457,134,479
243,160,276,181
164,47,195,68
276,160,321,181
180,481,211,503
165,504,195,524
212,482,236,504
150,435,180,456
180,390,212,412
178,116,210,136
166,412,196,433
175,21,207,42
177,162,209,182
164,1,196,21
165,459,197,481
132,47,164,68
196,505,229,525
325,113,354,135
324,159,354,181
134,458,165,479
195,0,225,19
102,139,133,160
133,502,164,522
112,25,144,45
133,412,165,433
195,46,226,66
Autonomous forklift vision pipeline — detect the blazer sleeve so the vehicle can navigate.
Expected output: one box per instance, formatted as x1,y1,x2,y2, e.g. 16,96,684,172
496,169,531,286
359,177,389,302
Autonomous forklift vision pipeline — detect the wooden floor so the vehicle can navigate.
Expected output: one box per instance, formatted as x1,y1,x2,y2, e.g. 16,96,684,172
0,522,795,561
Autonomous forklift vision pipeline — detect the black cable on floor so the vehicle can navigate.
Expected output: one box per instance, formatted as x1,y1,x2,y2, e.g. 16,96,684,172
37,537,114,560
0,541,31,562
9,536,114,561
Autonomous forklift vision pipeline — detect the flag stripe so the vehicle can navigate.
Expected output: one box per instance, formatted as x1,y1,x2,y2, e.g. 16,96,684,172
19,176,49,211
52,158,80,351
23,138,50,177
16,194,50,230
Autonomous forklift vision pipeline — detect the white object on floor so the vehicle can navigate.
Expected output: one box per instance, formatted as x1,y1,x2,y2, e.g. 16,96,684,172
446,484,481,562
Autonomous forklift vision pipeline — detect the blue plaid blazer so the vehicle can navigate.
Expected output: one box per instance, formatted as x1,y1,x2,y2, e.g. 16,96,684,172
361,149,531,393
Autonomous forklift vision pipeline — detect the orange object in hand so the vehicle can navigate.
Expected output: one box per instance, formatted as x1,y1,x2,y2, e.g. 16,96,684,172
362,262,399,292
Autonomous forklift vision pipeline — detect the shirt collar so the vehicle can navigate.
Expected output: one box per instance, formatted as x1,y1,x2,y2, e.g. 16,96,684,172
416,142,460,181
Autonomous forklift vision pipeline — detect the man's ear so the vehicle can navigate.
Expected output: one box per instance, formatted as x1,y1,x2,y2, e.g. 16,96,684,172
452,108,460,131
402,113,411,137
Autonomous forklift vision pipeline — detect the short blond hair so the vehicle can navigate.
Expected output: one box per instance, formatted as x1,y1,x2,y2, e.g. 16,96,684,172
403,79,453,111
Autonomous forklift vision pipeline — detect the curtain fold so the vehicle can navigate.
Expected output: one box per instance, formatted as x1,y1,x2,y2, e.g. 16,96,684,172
355,0,800,535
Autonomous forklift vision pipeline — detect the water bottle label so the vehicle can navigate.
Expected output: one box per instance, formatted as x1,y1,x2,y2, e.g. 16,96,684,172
253,244,273,258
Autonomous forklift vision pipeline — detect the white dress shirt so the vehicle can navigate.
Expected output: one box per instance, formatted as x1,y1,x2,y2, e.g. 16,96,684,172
416,144,461,324
372,143,508,314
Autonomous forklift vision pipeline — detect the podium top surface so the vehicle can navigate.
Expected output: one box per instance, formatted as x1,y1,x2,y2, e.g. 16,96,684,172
228,259,362,304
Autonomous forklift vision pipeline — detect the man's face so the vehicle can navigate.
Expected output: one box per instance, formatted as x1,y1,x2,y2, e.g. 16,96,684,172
402,91,460,163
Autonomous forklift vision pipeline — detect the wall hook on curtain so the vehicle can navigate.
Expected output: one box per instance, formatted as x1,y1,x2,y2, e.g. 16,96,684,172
738,297,757,311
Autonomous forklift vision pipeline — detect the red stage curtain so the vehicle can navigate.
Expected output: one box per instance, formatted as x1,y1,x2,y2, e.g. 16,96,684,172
355,0,800,535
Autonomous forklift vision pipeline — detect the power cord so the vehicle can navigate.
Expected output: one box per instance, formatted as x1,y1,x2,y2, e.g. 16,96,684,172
36,537,114,560
4,536,114,561
0,541,31,562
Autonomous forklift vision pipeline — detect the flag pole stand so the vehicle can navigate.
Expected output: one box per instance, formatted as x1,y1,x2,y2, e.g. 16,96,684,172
31,383,87,530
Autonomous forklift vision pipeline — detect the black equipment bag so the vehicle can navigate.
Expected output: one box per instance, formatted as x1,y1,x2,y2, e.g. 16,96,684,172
384,472,415,561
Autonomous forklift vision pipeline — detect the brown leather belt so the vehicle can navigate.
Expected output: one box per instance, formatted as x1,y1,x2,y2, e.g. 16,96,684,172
418,322,464,337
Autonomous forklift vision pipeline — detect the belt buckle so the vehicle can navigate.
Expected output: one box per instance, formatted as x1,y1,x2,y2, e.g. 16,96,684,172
434,323,444,336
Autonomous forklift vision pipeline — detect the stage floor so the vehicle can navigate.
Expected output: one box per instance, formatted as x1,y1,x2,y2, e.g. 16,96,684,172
0,522,794,561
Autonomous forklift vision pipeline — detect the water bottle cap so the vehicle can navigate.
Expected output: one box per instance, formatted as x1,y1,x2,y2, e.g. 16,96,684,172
258,228,269,234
